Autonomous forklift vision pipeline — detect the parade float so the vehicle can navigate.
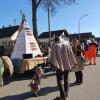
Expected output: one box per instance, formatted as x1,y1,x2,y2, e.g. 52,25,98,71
11,14,49,73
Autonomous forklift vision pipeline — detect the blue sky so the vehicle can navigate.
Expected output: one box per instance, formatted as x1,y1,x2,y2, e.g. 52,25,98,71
0,0,100,37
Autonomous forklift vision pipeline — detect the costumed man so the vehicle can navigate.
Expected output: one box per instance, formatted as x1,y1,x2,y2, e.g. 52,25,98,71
50,36,77,100
88,36,97,65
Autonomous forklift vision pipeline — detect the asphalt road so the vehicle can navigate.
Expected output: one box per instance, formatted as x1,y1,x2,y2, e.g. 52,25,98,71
0,53,100,100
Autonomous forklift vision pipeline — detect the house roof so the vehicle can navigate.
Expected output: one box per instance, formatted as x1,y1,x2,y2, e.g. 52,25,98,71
69,32,93,40
38,29,69,39
0,25,19,38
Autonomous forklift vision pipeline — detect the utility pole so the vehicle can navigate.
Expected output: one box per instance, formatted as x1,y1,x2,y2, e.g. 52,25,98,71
47,0,51,47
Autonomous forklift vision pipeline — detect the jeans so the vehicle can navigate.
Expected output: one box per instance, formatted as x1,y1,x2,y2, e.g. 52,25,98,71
56,70,69,97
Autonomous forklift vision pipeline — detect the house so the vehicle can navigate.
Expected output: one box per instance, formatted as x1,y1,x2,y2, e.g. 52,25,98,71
69,32,93,42
0,25,20,56
38,29,69,44
0,25,19,45
95,37,100,50
95,37,100,43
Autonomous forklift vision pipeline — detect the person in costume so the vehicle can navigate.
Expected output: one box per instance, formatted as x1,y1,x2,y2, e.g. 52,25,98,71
50,36,77,100
71,38,84,85
28,67,44,97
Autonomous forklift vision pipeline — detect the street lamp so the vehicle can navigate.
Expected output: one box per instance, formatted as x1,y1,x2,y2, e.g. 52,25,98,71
78,13,89,41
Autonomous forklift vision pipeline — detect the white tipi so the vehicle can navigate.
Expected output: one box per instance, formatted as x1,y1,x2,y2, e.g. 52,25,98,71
11,14,42,59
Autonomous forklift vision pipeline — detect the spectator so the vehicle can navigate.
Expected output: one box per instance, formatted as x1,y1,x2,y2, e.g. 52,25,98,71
88,36,97,65
71,38,84,85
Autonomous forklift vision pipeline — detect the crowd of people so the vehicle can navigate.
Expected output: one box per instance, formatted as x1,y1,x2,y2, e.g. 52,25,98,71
84,36,97,65
29,35,97,100
49,35,97,100
39,42,51,57
0,35,98,100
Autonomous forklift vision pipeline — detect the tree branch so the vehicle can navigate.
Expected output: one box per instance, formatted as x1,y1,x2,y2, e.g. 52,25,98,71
36,0,42,9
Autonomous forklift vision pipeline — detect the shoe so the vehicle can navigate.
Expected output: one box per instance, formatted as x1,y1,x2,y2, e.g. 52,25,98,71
61,94,67,100
65,93,68,97
54,97,66,100
94,63,96,65
61,97,67,100
89,63,91,65
84,63,88,66
33,93,38,97
73,81,82,85
76,82,82,85
54,97,60,100
72,81,78,85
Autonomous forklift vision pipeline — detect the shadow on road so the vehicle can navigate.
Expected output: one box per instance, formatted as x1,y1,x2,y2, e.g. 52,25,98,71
0,86,58,100
3,71,56,87
10,70,55,82
39,86,58,96
10,71,55,83
3,69,35,84
0,92,33,100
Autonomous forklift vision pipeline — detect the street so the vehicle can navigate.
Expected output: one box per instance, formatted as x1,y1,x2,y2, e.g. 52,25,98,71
0,54,100,100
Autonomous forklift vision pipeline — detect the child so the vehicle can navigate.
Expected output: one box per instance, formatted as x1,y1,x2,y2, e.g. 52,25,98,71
29,67,44,97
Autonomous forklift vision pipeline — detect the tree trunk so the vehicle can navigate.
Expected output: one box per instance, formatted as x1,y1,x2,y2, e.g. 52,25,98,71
32,0,38,41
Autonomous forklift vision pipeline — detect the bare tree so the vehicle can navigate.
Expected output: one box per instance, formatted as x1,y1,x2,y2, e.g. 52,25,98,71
31,0,76,40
